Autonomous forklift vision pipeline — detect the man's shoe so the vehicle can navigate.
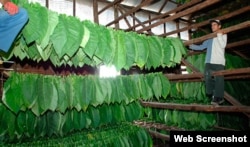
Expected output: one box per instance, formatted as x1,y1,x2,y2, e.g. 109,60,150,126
217,97,224,104
211,96,218,105
211,96,224,105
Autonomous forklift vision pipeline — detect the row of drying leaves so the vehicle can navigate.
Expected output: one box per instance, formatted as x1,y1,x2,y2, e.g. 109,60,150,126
5,0,187,71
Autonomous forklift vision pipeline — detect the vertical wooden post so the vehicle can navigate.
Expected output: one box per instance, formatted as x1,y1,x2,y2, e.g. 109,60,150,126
114,5,119,29
93,0,99,24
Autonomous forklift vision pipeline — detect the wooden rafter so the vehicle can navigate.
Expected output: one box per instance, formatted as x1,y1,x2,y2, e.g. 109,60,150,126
97,0,123,14
117,4,153,34
160,5,250,37
105,0,153,26
125,0,202,31
158,0,169,13
137,0,220,33
227,38,250,49
116,6,132,28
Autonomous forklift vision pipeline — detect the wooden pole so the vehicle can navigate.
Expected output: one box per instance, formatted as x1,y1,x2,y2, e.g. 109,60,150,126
140,101,250,113
160,6,250,37
184,21,250,46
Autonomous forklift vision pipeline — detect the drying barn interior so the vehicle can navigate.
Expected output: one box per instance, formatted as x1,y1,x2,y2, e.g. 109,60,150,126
0,0,249,146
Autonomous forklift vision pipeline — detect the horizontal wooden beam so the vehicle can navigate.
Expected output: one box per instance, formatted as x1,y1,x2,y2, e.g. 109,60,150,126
212,67,250,76
160,5,250,37
227,38,250,49
184,21,250,46
165,67,250,82
137,0,220,33
140,101,250,113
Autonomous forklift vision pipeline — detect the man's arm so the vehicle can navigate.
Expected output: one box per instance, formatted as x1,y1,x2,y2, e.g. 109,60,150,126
189,40,209,51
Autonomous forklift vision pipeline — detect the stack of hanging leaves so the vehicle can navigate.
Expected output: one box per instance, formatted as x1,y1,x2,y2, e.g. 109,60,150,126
1,122,153,147
5,0,187,70
0,72,170,143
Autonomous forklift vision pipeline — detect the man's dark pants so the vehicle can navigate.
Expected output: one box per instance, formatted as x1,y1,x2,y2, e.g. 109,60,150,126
204,63,224,98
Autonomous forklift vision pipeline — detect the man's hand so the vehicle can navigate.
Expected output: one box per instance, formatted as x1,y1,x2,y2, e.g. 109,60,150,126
4,2,19,15
217,30,224,34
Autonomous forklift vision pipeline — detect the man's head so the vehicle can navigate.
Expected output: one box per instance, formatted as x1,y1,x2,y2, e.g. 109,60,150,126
210,19,221,32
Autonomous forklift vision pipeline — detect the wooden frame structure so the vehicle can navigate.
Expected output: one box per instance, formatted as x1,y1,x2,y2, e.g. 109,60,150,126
0,0,249,142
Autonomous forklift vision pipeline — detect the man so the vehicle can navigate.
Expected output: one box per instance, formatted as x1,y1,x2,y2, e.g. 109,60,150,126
0,0,28,53
189,19,227,105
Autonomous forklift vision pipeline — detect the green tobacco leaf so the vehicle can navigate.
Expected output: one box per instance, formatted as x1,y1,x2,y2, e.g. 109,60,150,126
80,25,90,48
100,28,116,65
99,104,112,125
22,3,48,44
159,74,171,99
80,76,92,111
2,73,24,113
78,111,92,129
93,77,105,107
112,104,125,122
36,42,53,61
82,20,99,58
51,14,83,58
101,79,112,105
112,30,126,70
46,111,63,136
37,75,58,114
0,103,14,136
34,114,47,137
64,76,75,109
125,102,142,121
49,49,61,67
72,76,83,111
40,10,59,49
71,47,87,67
54,77,68,113
146,36,163,69
1,105,16,138
94,26,111,64
62,111,74,134
152,73,162,99
162,38,173,67
138,75,153,100
16,111,36,137
169,37,182,64
124,32,136,70
122,76,136,103
21,74,38,109
89,106,100,128
134,34,149,68
24,43,42,61
146,73,159,99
